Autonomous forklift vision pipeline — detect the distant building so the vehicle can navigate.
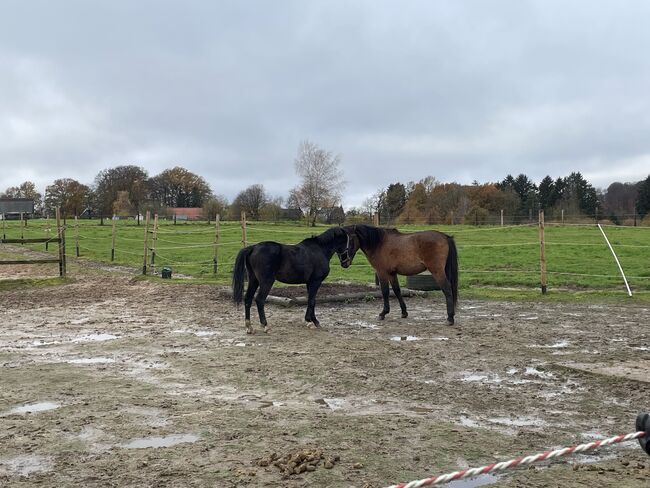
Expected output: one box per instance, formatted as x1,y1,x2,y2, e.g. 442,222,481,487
0,198,35,219
281,208,303,221
170,207,203,221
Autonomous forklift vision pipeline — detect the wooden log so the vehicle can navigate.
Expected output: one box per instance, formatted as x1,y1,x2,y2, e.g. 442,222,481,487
1,238,61,244
0,259,61,265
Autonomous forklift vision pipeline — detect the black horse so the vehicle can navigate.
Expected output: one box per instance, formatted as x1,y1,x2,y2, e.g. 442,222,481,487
232,227,352,334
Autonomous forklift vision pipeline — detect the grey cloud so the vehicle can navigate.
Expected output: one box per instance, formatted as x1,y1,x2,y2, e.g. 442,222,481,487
1,0,649,207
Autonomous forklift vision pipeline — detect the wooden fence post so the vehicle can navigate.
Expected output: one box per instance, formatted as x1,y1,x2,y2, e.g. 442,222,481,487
74,216,80,257
561,209,564,225
2,213,5,240
213,214,220,274
111,218,117,261
55,207,66,277
241,211,247,248
150,214,159,275
20,213,24,242
500,209,504,226
373,212,379,226
142,211,150,275
539,210,547,294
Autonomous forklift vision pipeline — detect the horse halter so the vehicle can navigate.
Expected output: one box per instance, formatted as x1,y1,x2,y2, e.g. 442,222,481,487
337,232,353,267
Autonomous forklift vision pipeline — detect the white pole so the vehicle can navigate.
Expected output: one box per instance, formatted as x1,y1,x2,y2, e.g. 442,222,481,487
597,224,632,297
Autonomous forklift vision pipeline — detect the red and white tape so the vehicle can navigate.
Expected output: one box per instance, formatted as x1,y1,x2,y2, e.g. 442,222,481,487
386,431,646,488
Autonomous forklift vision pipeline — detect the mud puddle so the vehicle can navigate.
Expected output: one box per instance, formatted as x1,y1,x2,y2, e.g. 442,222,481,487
120,434,200,449
4,402,61,415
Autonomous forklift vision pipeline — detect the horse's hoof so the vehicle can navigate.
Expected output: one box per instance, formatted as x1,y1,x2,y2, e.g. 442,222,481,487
312,321,321,328
378,314,385,321
446,319,455,326
245,320,254,334
263,326,271,334
401,312,408,318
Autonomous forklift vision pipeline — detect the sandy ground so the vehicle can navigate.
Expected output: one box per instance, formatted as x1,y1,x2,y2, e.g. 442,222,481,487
1,252,650,487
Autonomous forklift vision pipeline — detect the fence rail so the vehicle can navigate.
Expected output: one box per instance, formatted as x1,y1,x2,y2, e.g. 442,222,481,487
0,208,66,276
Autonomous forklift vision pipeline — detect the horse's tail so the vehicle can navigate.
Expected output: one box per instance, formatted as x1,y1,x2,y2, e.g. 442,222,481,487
232,246,253,307
445,236,459,306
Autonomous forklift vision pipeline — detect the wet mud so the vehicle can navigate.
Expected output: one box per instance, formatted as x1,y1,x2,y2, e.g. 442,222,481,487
1,264,650,486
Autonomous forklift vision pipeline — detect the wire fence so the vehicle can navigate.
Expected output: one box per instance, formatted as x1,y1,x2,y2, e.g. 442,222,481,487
2,216,650,293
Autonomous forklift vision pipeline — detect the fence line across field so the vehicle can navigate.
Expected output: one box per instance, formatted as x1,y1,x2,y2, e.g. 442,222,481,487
3,214,649,292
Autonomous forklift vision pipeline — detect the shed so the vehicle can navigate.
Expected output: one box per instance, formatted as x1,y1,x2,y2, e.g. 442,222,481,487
0,198,35,219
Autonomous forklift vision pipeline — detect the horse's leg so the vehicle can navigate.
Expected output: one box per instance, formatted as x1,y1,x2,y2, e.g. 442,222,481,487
378,275,391,320
255,279,274,333
304,283,314,324
430,269,455,325
389,274,408,318
244,274,259,334
305,279,324,328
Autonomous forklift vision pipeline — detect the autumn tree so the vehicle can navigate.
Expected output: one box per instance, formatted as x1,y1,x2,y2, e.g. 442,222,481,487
148,166,212,208
291,140,344,226
430,183,468,224
397,181,429,224
44,178,89,219
94,165,149,222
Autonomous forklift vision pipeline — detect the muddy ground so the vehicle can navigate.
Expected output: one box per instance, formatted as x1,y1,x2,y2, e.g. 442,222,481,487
1,252,650,487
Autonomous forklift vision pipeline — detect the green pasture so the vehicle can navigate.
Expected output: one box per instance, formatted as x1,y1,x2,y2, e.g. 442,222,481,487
2,218,650,295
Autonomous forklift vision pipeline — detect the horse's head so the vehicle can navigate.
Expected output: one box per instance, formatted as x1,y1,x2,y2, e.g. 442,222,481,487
330,227,352,269
338,226,360,268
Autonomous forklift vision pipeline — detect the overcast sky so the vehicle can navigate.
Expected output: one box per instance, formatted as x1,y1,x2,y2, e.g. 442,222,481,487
1,1,649,208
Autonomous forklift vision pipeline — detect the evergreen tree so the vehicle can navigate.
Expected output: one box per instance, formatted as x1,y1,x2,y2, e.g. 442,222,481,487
636,175,650,218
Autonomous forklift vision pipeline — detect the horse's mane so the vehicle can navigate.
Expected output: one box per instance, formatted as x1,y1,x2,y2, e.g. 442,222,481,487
353,224,393,251
302,227,345,247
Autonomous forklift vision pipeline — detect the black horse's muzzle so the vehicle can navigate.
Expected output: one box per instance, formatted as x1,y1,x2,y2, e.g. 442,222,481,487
338,249,351,268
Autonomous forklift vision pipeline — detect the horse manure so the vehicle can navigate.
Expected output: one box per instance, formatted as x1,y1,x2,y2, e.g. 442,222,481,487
258,448,339,476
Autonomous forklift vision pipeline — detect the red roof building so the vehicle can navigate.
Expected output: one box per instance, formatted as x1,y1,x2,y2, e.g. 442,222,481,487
170,208,203,220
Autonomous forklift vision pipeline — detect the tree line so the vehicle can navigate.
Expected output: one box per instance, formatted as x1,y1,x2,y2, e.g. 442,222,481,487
2,141,650,226
364,173,650,225
0,141,346,226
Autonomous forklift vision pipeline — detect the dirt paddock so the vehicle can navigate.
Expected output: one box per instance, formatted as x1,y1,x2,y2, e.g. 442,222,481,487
1,262,650,487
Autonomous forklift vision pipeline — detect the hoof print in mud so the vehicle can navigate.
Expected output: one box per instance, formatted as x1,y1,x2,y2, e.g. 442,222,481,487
257,448,340,477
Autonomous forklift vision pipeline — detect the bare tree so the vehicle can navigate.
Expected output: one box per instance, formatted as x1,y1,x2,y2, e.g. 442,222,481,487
292,140,344,226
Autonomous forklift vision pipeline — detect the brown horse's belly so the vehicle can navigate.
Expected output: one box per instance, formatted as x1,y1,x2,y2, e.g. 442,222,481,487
395,262,427,276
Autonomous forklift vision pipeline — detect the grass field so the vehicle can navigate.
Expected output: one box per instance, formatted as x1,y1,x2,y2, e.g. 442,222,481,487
2,218,650,295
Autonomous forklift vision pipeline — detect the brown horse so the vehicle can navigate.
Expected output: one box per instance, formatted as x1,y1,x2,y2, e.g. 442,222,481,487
343,224,458,325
